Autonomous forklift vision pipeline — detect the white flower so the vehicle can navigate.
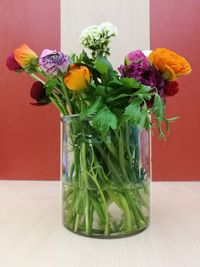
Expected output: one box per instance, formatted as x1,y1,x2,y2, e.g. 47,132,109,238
99,22,118,37
80,22,117,54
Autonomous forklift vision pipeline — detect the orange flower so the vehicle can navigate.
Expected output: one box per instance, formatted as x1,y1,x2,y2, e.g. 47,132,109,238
14,44,38,67
64,64,91,91
148,48,191,80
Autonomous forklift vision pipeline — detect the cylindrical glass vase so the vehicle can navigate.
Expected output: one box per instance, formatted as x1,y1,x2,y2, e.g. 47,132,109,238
61,115,151,238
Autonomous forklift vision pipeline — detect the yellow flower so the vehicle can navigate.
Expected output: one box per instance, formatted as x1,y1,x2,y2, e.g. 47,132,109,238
148,48,191,80
64,64,91,91
14,44,38,67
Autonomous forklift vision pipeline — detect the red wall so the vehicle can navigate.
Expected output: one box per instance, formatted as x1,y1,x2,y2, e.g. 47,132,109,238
151,0,200,180
0,0,60,180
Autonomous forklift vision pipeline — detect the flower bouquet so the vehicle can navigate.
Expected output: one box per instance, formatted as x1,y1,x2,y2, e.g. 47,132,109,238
7,22,191,238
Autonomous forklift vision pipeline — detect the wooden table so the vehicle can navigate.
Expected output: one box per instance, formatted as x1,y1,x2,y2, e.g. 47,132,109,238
0,181,200,267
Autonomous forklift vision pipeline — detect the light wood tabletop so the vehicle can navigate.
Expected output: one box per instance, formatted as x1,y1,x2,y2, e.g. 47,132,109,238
0,181,200,267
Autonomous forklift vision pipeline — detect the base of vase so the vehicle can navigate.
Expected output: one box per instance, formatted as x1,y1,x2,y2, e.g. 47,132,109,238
63,223,150,239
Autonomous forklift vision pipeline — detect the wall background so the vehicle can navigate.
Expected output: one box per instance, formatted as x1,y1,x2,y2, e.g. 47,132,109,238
0,0,60,180
150,0,200,180
0,0,199,180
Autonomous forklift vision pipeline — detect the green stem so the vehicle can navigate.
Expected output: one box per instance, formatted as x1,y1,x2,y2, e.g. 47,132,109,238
29,73,45,84
49,96,66,115
126,191,147,229
80,141,90,234
52,92,68,115
124,122,132,162
118,194,132,232
137,187,149,209
118,128,130,183
74,214,80,232
58,77,73,115
88,146,109,236
104,140,118,161
132,127,140,182
96,144,123,184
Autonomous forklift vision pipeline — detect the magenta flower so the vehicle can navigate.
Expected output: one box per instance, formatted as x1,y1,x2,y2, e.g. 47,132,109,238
6,52,22,71
39,49,70,76
119,49,166,91
125,50,150,69
118,61,165,89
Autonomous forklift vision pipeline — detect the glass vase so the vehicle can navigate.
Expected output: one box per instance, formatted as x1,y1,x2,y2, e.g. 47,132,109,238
61,115,151,238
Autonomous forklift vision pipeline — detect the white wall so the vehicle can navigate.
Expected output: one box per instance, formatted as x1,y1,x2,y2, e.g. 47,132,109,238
61,0,150,67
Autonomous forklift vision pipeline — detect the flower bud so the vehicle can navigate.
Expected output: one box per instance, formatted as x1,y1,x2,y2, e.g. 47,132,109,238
14,44,37,67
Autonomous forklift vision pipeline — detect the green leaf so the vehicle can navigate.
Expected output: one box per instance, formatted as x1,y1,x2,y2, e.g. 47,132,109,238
138,103,148,128
106,85,151,103
120,78,140,89
124,98,143,124
94,56,113,75
133,85,152,96
164,116,179,133
92,106,118,134
80,97,103,119
95,85,106,96
165,118,170,133
152,94,164,121
106,93,131,103
45,79,58,95
107,80,122,88
80,50,90,63
166,116,180,122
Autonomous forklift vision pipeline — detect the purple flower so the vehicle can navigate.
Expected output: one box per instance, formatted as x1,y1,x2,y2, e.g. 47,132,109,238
39,49,70,76
6,52,22,71
119,63,164,89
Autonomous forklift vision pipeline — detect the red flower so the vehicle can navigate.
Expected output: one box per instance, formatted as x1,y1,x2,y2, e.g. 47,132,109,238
164,81,179,96
30,81,51,106
30,81,45,100
6,53,22,71
30,81,50,106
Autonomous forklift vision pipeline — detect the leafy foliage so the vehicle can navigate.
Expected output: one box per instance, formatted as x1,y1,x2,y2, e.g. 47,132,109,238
80,97,103,119
94,56,113,75
120,78,140,89
92,106,118,135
